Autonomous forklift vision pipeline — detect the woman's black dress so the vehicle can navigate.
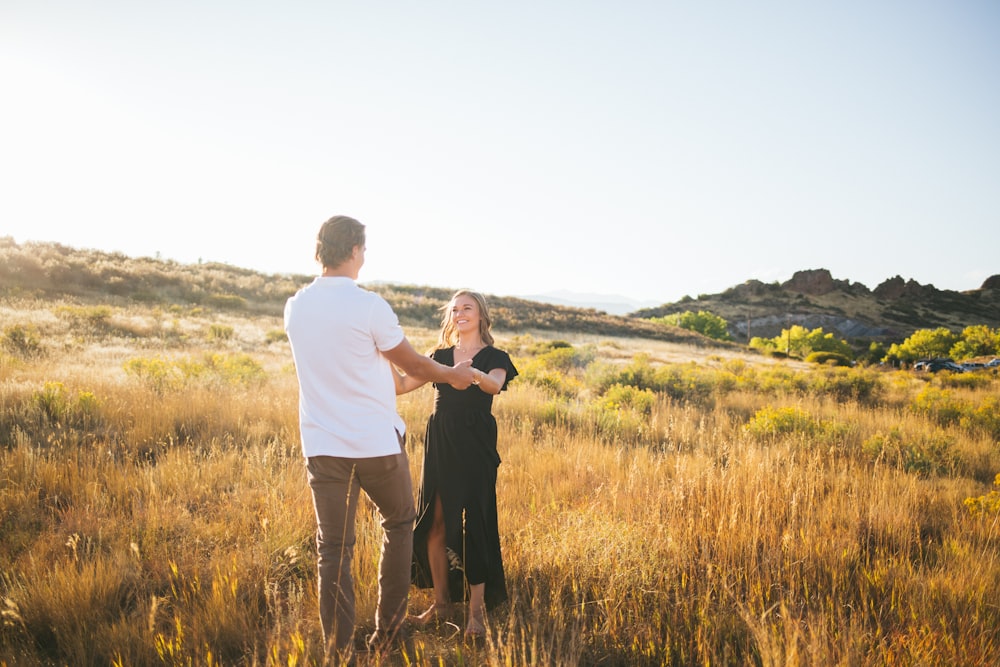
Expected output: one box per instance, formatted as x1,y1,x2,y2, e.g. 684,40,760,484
412,345,518,610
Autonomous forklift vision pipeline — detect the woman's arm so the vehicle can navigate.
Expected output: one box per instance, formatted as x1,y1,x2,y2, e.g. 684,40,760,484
472,367,507,396
383,338,476,390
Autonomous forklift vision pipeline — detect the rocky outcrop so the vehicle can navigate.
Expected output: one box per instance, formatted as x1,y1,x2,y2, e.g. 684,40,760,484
873,276,935,300
722,279,783,299
782,269,848,296
636,268,1000,343
982,275,1000,290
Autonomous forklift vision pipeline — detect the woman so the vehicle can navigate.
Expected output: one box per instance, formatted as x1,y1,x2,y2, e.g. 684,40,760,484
394,289,518,637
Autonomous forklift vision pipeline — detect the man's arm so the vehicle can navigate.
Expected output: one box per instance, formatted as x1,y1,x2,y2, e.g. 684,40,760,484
391,364,428,395
383,338,477,390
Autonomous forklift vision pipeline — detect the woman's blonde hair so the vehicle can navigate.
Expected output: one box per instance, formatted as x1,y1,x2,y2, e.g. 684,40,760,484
436,289,494,349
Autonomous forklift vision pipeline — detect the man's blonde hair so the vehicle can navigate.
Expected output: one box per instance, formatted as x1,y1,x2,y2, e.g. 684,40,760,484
316,215,365,269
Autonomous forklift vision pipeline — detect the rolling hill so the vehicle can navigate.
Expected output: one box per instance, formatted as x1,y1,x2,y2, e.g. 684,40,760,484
3,239,996,346
0,238,714,347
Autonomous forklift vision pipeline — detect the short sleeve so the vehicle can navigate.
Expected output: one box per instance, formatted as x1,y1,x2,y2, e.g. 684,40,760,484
370,295,405,352
484,347,518,392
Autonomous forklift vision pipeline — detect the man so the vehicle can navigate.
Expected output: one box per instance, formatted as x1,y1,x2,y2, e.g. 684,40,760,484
284,215,476,662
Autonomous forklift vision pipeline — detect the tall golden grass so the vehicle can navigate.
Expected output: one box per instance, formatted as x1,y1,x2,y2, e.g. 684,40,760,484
2,298,999,666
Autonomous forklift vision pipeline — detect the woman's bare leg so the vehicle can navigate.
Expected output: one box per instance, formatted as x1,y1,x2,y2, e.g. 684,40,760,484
414,495,450,623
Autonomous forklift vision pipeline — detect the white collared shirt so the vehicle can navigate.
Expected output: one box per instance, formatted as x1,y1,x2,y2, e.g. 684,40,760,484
284,276,406,458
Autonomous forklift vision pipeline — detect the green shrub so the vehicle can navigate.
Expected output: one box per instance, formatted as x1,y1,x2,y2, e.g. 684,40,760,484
963,395,1000,440
124,356,183,393
265,329,287,344
590,405,653,445
523,398,583,432
178,353,265,385
208,324,235,341
529,339,573,354
750,325,853,361
55,305,113,329
964,473,1000,515
806,367,884,404
597,384,656,415
521,343,593,397
205,294,247,310
522,367,584,397
649,364,719,403
650,310,732,341
863,426,958,476
744,406,818,438
805,351,852,367
2,324,43,358
125,353,265,391
757,367,809,395
31,382,103,428
534,344,595,371
910,387,1000,440
932,372,993,390
911,386,965,426
34,381,70,423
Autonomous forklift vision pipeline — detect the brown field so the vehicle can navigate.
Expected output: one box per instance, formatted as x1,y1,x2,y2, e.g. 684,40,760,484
2,296,999,666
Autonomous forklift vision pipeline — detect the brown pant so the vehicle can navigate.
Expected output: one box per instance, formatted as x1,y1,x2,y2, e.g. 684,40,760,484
306,435,415,659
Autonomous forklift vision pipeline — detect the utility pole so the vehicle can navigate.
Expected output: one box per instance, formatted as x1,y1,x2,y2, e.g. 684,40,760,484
785,315,791,357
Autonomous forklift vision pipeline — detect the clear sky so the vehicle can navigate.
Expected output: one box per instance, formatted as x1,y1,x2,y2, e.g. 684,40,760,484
2,1,998,305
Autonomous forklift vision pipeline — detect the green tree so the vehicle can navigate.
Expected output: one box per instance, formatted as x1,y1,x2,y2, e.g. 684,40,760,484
749,325,853,361
651,310,731,341
949,325,1000,360
887,327,959,363
859,340,887,365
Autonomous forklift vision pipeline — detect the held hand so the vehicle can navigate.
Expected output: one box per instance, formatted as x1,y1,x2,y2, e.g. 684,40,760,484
448,363,478,390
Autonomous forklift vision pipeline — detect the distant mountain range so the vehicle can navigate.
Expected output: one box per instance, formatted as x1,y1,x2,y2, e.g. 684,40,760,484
519,290,663,316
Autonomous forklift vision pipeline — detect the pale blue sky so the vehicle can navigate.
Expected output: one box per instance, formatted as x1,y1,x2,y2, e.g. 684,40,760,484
2,1,998,304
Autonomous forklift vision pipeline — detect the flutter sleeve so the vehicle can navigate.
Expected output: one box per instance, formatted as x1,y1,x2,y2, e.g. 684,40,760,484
484,347,518,392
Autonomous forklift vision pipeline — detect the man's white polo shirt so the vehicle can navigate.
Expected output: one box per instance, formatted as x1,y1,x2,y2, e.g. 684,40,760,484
284,276,406,458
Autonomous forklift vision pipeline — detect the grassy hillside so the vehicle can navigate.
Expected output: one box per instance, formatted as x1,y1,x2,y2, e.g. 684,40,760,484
0,238,717,347
7,239,995,350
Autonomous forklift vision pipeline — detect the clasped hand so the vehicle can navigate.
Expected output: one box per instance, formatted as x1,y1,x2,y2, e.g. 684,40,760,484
448,358,477,390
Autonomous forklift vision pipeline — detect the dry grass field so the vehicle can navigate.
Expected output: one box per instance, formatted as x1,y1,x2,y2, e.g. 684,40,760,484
2,295,999,666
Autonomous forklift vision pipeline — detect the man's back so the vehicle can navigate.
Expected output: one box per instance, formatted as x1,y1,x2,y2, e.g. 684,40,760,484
284,276,405,458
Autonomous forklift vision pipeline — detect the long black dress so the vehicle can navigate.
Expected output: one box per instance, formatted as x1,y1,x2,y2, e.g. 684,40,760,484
412,345,518,610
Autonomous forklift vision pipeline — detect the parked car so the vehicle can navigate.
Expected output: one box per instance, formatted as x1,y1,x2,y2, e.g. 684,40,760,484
914,358,957,372
988,358,1000,368
962,362,985,371
927,359,964,373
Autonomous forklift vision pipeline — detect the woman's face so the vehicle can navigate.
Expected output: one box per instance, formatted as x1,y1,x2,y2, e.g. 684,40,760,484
450,294,480,335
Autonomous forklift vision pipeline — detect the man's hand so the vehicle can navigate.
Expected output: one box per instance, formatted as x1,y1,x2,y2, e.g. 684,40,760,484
448,359,477,390
384,338,477,389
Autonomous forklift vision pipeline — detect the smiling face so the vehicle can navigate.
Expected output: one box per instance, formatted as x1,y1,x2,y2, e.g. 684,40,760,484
450,294,481,335
437,289,495,349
